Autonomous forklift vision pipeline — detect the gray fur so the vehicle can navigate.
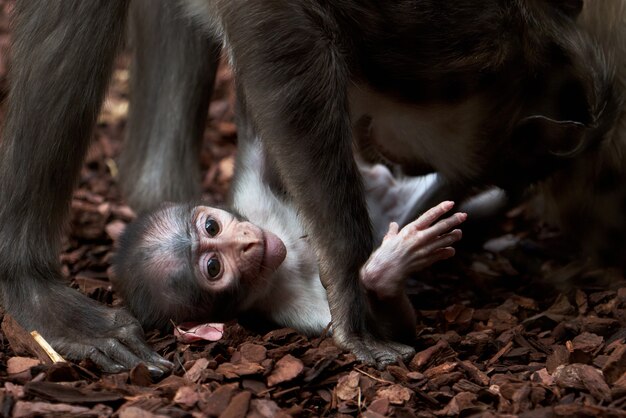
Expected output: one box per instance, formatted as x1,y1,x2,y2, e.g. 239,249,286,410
121,0,221,212
0,1,172,375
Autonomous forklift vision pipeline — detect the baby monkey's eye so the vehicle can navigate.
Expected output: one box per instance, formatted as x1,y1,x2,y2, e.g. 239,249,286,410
205,218,220,237
207,257,221,279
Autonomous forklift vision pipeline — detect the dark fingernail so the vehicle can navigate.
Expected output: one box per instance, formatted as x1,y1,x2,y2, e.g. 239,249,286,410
147,364,165,379
151,357,174,374
107,364,125,374
151,355,174,369
158,359,175,369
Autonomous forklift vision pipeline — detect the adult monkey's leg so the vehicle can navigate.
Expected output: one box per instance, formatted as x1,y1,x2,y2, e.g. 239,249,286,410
121,0,220,212
220,1,415,366
0,1,171,374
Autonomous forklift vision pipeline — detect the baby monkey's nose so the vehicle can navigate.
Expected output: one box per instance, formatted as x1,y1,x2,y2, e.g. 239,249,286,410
238,222,262,254
242,240,256,254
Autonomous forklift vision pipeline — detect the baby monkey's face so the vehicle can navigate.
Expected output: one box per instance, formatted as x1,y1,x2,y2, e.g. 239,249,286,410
190,206,287,292
112,203,288,329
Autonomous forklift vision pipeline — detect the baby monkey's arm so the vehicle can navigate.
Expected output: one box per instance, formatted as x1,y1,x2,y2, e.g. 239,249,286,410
360,201,466,341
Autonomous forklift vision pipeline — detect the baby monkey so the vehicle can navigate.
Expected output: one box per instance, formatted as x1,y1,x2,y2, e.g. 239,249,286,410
112,139,466,342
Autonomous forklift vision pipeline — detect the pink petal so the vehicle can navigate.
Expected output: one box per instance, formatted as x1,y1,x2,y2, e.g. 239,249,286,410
174,322,224,343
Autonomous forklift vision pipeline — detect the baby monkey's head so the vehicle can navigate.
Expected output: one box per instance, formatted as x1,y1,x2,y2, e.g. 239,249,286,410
111,202,287,330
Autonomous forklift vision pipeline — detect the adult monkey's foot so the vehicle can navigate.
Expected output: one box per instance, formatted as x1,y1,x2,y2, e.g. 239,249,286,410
3,279,173,376
333,327,415,368
323,240,416,368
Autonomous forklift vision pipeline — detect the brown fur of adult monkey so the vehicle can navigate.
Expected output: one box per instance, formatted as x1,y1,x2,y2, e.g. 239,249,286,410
0,0,621,370
531,1,626,269
405,1,626,270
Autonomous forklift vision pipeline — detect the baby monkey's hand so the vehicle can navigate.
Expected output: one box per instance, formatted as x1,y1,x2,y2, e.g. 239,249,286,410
361,201,466,299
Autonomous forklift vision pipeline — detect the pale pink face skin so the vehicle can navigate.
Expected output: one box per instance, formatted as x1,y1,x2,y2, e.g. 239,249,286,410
190,206,287,292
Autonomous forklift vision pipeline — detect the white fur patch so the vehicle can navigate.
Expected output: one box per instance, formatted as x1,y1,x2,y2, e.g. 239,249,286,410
232,139,331,334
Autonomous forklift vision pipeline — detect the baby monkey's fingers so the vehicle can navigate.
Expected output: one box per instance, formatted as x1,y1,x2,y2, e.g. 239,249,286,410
417,212,467,242
417,229,463,256
406,230,462,272
410,201,455,230
407,247,457,273
382,222,401,242
422,247,456,266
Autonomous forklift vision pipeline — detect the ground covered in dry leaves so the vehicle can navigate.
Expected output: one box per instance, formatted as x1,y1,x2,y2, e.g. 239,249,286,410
1,3,626,417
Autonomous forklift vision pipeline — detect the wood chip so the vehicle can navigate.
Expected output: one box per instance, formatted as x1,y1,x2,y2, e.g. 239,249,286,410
220,390,251,418
216,362,265,379
240,343,267,363
410,340,455,371
129,363,152,387
173,386,199,409
602,344,626,384
336,371,360,401
553,364,611,402
12,401,108,418
267,354,304,387
184,358,209,383
200,383,238,416
375,384,412,406
24,381,123,404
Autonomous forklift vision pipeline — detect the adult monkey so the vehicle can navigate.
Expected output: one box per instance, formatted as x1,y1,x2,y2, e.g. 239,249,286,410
0,0,618,369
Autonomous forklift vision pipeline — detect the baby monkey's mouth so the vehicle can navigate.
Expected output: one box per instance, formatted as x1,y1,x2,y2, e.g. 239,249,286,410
260,228,287,273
